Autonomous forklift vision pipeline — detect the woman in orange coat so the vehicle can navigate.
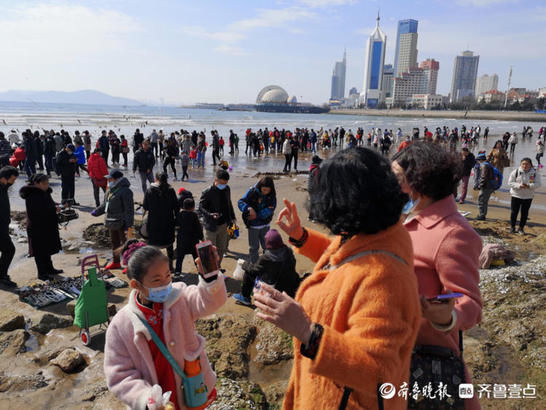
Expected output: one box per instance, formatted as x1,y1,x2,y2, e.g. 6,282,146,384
254,148,421,409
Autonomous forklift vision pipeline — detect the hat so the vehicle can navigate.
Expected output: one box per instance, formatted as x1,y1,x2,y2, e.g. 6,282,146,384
66,144,75,151
265,229,284,250
178,187,186,196
105,169,123,179
476,152,486,160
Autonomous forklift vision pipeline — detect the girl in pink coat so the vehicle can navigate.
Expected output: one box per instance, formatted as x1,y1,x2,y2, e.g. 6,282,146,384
104,241,227,409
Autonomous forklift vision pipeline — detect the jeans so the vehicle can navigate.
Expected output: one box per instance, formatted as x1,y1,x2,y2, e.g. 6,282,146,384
205,223,228,265
181,165,189,181
248,226,269,263
460,175,470,202
197,152,205,168
24,158,36,177
45,154,55,175
478,188,495,218
138,170,154,193
0,229,15,278
92,180,106,207
510,197,532,229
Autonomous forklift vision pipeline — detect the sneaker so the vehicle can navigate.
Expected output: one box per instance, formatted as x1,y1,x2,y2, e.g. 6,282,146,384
517,228,525,235
104,262,122,270
232,293,251,306
510,227,516,234
0,276,17,288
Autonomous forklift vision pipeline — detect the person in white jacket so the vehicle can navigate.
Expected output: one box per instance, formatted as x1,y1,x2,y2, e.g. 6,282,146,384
508,157,541,234
508,132,518,155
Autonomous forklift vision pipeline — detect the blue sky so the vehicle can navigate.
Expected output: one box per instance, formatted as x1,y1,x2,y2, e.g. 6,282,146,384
0,0,544,105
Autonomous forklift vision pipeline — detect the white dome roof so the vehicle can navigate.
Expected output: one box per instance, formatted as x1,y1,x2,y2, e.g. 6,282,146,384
256,85,289,104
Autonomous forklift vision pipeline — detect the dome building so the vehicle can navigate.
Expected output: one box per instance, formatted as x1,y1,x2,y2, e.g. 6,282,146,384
256,85,289,104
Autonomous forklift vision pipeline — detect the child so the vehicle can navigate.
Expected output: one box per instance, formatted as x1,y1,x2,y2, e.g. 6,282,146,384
104,239,226,409
180,151,190,181
175,198,203,274
189,146,197,168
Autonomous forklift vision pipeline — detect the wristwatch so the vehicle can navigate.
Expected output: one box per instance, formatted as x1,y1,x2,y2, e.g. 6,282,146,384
300,323,324,359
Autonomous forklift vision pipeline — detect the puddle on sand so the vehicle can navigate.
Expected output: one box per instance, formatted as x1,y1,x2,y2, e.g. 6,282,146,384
247,340,293,388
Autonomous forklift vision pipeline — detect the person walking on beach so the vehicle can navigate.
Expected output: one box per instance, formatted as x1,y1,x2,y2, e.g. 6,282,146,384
91,169,134,271
43,133,56,177
180,151,190,181
536,140,544,168
197,136,207,168
0,166,19,288
163,138,179,180
74,141,88,177
98,131,110,164
88,148,108,207
133,139,155,194
83,130,92,160
20,173,63,280
488,140,509,175
508,132,518,156
148,129,158,157
199,169,236,266
282,136,292,172
174,197,203,274
109,132,121,167
56,144,78,206
211,132,221,166
238,177,277,263
120,135,129,168
508,158,541,234
458,147,475,204
0,133,12,168
476,151,495,221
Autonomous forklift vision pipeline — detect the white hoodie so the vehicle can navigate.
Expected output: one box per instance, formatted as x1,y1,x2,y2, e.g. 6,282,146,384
508,166,541,199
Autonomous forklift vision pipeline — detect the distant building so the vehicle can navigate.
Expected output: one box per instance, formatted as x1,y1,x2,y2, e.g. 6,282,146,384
361,13,387,108
475,74,499,96
450,50,480,103
394,19,419,77
477,89,505,104
410,94,444,110
392,68,426,106
349,87,358,96
382,64,394,99
420,59,440,95
330,50,347,100
538,87,546,98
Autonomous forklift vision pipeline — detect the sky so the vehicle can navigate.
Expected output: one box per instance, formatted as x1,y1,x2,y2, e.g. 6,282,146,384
0,0,544,105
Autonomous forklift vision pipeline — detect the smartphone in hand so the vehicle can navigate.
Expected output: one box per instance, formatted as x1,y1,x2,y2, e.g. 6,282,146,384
195,241,219,279
426,293,464,303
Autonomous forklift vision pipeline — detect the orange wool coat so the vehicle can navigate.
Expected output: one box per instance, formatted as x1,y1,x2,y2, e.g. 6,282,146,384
283,222,421,410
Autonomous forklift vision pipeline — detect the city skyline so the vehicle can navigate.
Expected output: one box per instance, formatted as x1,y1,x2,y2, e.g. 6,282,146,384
0,0,544,105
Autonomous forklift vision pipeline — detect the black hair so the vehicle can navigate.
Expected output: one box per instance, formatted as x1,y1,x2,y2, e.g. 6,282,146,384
392,141,462,201
155,172,170,195
30,173,49,185
520,157,533,166
183,198,195,210
256,176,276,197
309,147,406,236
216,169,230,181
121,239,168,282
0,166,19,180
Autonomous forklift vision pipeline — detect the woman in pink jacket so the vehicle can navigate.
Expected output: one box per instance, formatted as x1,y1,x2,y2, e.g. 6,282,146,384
104,241,227,409
392,142,483,410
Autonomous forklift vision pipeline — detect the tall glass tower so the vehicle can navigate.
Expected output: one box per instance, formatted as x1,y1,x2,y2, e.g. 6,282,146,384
450,50,480,103
361,14,386,108
330,50,347,100
394,19,419,77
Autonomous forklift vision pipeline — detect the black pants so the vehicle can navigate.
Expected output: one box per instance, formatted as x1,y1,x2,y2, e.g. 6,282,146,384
35,254,54,277
102,149,109,164
175,246,197,272
511,197,532,229
112,150,120,165
212,149,220,165
122,152,128,167
182,165,189,181
0,229,15,278
163,156,177,178
151,142,159,157
241,268,258,299
92,181,106,207
283,154,291,172
291,152,298,171
61,175,75,204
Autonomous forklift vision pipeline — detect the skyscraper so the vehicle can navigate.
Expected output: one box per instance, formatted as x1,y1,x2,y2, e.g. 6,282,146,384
450,50,480,103
382,64,394,98
330,50,347,100
361,13,386,108
420,59,440,95
394,19,418,77
476,74,499,96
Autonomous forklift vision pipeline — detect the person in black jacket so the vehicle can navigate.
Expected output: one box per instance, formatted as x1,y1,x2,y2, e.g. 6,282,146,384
199,169,236,266
19,173,63,280
175,198,203,274
92,169,134,270
0,166,19,287
98,130,110,163
232,229,300,306
163,138,179,180
143,172,179,271
23,131,36,178
44,133,57,177
56,144,78,206
458,148,475,204
133,139,155,193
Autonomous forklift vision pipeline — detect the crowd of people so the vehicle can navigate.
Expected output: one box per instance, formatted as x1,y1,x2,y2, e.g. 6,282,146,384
0,121,544,409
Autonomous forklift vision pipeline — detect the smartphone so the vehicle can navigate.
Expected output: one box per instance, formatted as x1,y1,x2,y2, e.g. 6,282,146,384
426,292,464,302
195,241,219,279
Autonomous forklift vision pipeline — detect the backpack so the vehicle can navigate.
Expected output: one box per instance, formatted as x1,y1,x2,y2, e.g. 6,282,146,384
486,162,503,190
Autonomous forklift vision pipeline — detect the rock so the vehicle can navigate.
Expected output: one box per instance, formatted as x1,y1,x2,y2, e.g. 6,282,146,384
253,321,293,365
66,300,77,318
31,313,72,334
0,329,30,356
0,373,48,393
50,348,86,373
195,316,257,379
83,223,113,248
208,378,267,410
0,309,26,331
263,380,289,408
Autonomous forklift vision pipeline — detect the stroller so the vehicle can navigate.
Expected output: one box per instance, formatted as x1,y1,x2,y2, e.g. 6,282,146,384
73,255,109,346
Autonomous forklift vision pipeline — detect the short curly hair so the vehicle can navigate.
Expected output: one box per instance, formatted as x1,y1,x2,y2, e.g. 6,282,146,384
391,141,462,201
308,147,406,236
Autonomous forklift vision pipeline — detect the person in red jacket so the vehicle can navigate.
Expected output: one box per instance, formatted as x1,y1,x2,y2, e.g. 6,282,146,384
88,148,108,207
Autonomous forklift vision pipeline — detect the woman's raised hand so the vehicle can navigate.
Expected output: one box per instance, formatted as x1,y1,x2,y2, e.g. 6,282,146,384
276,199,303,240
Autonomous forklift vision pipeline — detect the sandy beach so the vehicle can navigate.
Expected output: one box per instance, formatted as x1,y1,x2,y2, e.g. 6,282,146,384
1,146,545,409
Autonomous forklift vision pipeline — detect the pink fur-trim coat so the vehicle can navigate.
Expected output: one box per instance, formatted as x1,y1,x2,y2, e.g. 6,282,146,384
104,276,227,410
